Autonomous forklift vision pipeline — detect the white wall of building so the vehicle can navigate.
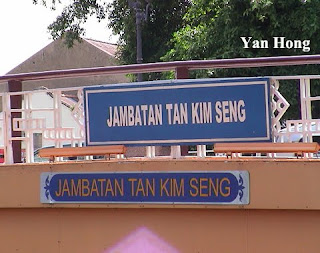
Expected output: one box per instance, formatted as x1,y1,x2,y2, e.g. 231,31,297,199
0,90,83,152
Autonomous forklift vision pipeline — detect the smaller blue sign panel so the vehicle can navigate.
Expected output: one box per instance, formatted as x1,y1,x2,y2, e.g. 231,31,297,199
40,171,249,205
84,78,271,146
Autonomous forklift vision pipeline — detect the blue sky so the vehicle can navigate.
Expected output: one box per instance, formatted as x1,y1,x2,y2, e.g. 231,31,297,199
0,0,116,75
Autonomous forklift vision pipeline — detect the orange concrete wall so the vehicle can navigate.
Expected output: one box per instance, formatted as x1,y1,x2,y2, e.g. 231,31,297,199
0,159,320,252
1,208,319,253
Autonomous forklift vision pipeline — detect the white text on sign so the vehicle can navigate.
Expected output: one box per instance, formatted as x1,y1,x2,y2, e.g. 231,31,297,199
106,100,246,127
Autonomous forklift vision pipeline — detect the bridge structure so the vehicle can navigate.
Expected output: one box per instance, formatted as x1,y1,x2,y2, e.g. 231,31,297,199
0,55,320,253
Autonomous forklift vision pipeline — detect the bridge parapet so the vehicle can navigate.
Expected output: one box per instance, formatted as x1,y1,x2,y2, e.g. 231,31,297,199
1,56,320,164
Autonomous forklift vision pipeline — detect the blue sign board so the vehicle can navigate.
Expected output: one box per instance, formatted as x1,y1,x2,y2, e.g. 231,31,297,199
84,78,271,146
40,171,249,205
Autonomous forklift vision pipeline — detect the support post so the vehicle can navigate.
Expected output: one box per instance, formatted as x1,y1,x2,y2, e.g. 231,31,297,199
175,67,189,157
8,80,22,163
175,67,189,80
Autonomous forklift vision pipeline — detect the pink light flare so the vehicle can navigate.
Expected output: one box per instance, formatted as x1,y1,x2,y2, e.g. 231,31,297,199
104,226,180,253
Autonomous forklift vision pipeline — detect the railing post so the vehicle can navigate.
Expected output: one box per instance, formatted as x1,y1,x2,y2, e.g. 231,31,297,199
8,80,22,163
173,67,190,158
24,93,34,163
53,90,63,162
146,146,155,158
175,67,189,80
304,78,312,120
300,78,313,143
3,93,13,164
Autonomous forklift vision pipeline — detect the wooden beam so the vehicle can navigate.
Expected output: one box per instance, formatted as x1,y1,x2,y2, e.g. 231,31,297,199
1,55,320,83
38,145,127,162
214,142,320,158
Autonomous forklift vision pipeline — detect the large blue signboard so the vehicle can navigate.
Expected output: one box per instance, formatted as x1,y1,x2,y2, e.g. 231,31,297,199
40,171,249,205
84,78,271,146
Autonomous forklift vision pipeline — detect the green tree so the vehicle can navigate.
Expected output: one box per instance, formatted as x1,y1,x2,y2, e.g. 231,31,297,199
163,0,320,119
33,0,107,46
33,0,190,80
109,1,190,62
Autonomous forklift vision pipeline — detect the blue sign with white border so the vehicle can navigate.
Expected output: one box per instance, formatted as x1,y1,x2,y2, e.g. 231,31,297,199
84,78,271,146
40,171,249,205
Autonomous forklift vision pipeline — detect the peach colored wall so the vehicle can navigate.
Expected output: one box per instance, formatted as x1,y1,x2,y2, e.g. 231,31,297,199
1,208,319,253
0,159,320,252
1,159,320,209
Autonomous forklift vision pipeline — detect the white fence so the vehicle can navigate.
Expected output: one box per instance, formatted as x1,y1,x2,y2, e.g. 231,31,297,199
0,87,84,164
0,75,320,164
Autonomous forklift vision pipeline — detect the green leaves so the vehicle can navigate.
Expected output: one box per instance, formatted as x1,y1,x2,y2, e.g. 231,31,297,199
33,0,61,10
34,0,107,47
108,0,190,80
33,0,189,79
33,0,320,118
164,0,320,119
166,0,320,62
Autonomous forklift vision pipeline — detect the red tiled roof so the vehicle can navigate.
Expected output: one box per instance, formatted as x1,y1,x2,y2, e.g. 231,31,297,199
84,38,117,57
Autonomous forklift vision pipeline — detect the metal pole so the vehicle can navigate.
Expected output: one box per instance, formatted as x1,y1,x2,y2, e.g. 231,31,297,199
171,67,190,158
129,0,148,82
136,7,143,82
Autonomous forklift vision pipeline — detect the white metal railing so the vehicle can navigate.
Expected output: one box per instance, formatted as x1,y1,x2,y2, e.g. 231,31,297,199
1,75,320,164
195,75,320,157
271,75,320,143
0,87,85,164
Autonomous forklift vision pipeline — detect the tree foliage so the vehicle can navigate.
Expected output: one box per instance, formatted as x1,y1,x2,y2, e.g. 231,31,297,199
33,0,190,80
33,0,320,118
108,0,190,80
33,0,107,47
165,0,320,61
163,0,320,119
